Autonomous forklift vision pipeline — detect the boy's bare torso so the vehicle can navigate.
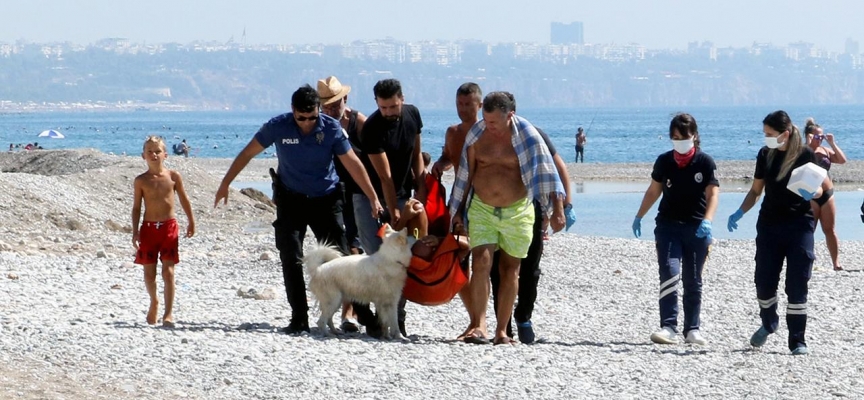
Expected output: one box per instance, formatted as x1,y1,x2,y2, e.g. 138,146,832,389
136,170,179,221
471,131,526,207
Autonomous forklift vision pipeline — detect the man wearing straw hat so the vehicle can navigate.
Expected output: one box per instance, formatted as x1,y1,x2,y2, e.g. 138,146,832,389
317,75,373,334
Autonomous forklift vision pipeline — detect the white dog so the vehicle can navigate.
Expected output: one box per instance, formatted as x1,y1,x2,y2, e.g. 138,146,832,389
304,225,413,340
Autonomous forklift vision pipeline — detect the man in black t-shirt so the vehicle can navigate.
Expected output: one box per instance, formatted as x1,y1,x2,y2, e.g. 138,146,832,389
355,79,425,338
356,78,426,255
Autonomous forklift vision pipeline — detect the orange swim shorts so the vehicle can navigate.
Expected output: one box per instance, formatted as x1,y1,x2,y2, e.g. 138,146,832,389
135,219,179,265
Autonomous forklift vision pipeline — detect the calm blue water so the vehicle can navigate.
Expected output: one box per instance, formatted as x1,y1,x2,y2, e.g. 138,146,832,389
234,180,864,241
3,107,863,240
3,105,864,163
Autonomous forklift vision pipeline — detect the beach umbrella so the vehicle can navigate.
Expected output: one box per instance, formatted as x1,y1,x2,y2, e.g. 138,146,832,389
37,129,65,139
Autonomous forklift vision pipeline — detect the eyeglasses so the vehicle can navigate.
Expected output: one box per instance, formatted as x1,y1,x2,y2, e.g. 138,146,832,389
294,114,319,122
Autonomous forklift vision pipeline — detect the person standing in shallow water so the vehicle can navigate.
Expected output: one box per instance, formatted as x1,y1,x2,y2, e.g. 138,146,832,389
633,113,718,346
803,118,847,271
727,110,827,356
575,127,586,163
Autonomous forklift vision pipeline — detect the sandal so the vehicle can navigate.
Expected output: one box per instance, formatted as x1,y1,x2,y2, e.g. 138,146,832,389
493,336,518,346
463,331,490,345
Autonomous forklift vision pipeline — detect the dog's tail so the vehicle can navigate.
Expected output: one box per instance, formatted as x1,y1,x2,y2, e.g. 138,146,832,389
303,243,343,278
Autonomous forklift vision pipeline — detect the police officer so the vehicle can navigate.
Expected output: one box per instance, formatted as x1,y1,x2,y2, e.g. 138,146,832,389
214,84,383,334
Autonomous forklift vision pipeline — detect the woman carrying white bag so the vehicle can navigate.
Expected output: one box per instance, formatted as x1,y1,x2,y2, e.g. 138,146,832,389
726,110,830,356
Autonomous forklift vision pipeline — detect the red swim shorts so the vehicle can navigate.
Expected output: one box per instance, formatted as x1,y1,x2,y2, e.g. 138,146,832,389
135,219,180,265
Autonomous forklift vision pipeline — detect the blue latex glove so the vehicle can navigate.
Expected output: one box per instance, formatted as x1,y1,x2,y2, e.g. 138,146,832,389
632,216,642,238
727,209,744,232
565,204,576,230
695,219,712,240
797,188,816,201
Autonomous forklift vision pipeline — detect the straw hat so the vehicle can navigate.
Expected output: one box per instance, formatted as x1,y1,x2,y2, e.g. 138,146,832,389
317,76,351,105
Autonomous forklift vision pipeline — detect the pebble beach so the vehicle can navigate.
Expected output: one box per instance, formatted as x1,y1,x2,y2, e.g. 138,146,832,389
1,150,864,399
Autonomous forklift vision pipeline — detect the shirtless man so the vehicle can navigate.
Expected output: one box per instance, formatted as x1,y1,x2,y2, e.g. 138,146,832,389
431,82,481,178
449,92,566,345
132,136,196,327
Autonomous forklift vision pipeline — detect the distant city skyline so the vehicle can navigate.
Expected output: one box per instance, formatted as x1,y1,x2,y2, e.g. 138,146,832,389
1,0,863,52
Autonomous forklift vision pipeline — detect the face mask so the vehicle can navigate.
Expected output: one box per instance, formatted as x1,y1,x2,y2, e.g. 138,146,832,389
764,136,784,149
672,139,694,154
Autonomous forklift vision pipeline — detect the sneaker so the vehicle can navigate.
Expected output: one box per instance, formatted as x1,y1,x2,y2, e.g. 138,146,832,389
340,319,360,333
365,322,384,339
280,321,309,335
791,346,809,355
684,330,708,345
516,321,535,344
650,326,678,344
749,326,770,347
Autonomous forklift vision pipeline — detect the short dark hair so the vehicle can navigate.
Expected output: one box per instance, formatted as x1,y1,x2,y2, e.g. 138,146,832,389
482,91,516,114
669,113,700,149
456,82,482,100
291,84,319,112
373,79,402,99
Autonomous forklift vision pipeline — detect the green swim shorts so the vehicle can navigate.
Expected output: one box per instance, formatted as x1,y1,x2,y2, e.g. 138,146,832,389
467,196,535,258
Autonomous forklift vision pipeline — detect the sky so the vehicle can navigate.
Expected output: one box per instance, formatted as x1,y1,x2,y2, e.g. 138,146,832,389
1,0,862,52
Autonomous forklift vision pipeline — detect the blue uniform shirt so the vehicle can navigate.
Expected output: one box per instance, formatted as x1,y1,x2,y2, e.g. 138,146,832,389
254,113,350,197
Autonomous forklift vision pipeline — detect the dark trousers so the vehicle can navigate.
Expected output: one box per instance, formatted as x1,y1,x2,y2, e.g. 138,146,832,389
491,200,544,336
654,220,711,336
575,145,584,163
338,186,362,251
754,218,815,351
272,183,375,326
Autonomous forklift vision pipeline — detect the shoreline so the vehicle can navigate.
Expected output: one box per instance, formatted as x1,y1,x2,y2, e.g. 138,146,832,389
2,148,864,398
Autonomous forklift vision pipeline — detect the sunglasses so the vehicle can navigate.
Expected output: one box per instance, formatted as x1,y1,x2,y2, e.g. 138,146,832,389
295,114,319,122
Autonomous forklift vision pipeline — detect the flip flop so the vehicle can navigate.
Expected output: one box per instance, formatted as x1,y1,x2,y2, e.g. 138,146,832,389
463,331,490,345
162,320,176,328
493,336,518,346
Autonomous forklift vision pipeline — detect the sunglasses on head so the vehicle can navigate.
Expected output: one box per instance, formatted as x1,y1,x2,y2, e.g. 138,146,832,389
295,114,319,122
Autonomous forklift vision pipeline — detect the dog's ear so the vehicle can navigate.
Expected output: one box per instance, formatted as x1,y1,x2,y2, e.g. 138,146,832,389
384,223,395,234
397,228,408,245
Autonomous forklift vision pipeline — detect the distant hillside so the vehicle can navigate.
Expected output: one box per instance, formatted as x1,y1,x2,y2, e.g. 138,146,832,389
1,44,863,111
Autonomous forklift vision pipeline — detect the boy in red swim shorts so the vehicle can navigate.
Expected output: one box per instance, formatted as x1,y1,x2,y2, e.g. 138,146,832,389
132,136,196,327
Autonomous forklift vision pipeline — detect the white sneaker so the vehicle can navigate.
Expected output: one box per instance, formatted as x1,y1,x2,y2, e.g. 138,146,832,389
650,326,678,344
684,330,708,345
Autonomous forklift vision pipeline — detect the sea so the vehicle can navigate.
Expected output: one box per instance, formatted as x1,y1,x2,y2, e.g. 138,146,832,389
2,105,864,242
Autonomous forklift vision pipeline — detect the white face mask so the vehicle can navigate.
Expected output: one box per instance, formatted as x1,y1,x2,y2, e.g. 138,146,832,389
672,139,694,154
764,136,784,149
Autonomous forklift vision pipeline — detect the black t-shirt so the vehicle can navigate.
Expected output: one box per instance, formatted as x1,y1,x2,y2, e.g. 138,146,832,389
651,150,719,224
333,110,364,194
754,146,816,222
535,127,558,157
360,104,423,200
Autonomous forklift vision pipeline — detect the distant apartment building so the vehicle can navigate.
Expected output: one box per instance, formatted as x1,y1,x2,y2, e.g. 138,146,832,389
551,22,584,45
688,41,717,61
846,38,860,55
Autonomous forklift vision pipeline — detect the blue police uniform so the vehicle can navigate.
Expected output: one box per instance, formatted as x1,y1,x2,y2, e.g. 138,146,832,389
255,112,373,331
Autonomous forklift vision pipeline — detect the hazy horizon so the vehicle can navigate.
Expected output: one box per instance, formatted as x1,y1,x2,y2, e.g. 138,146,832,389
1,0,862,51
